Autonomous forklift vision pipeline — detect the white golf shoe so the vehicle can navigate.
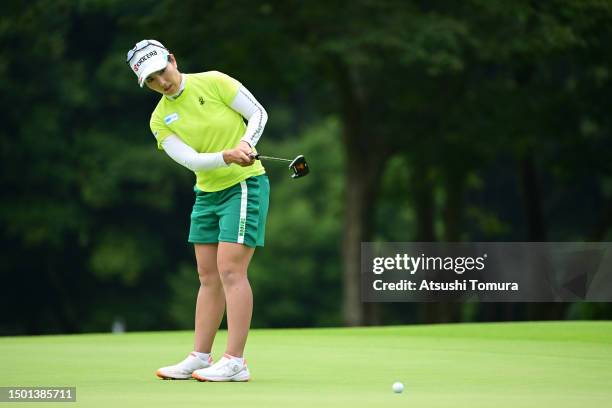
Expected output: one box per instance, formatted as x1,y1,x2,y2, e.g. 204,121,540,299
192,354,250,382
156,352,213,380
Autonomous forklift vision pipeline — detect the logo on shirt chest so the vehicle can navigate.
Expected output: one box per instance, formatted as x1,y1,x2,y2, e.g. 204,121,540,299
199,96,205,106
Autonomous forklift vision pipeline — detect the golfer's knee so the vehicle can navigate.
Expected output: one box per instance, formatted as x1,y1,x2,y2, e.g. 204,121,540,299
218,262,246,287
197,265,221,288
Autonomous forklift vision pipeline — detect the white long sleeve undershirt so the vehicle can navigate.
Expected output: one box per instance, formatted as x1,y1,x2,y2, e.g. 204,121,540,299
232,85,268,147
161,135,228,171
160,84,267,172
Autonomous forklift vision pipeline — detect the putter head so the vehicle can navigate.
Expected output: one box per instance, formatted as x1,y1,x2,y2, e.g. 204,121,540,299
289,155,309,179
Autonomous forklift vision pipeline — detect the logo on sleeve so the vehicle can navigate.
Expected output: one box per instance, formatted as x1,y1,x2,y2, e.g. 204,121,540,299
164,112,179,125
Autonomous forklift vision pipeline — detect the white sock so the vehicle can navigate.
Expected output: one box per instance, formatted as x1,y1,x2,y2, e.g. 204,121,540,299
192,351,210,362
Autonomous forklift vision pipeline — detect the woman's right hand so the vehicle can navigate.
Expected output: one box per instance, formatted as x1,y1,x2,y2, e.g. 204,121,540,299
222,148,255,167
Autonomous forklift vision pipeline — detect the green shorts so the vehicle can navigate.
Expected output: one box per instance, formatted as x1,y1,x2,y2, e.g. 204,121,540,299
188,175,270,247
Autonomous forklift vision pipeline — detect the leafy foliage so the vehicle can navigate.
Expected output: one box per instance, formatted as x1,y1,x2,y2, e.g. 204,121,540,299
2,0,612,334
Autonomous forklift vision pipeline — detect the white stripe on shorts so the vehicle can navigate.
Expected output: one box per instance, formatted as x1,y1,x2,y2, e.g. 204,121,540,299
238,180,248,244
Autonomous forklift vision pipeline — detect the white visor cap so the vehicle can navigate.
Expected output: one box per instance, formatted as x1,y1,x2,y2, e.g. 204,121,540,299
127,40,170,87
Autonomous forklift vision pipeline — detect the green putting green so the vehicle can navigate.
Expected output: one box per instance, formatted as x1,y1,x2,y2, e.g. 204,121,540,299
1,321,611,407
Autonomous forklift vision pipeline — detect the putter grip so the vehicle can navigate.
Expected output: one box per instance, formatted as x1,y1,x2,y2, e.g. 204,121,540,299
252,154,260,160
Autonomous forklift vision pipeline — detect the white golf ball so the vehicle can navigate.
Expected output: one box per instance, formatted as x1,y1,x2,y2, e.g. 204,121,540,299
392,382,404,393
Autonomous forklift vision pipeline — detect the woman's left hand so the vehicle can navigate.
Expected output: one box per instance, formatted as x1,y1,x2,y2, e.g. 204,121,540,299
236,141,255,166
237,140,252,155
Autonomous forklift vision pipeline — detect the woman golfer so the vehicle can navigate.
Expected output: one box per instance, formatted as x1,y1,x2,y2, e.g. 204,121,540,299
127,39,269,382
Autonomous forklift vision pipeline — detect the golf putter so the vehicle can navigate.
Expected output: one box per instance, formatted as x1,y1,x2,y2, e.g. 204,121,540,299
251,154,310,179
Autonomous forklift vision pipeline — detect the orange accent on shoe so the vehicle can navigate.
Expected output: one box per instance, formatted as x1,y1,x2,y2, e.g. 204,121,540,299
192,372,208,382
193,375,250,382
156,370,174,380
224,353,244,360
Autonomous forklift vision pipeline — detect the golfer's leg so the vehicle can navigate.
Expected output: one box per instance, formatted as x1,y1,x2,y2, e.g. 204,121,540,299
194,243,226,353
217,242,255,357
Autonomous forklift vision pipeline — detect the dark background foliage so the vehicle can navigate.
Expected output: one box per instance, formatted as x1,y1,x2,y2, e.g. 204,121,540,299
1,0,611,335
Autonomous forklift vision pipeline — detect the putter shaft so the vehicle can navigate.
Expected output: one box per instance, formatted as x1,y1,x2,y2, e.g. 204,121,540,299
255,155,291,163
